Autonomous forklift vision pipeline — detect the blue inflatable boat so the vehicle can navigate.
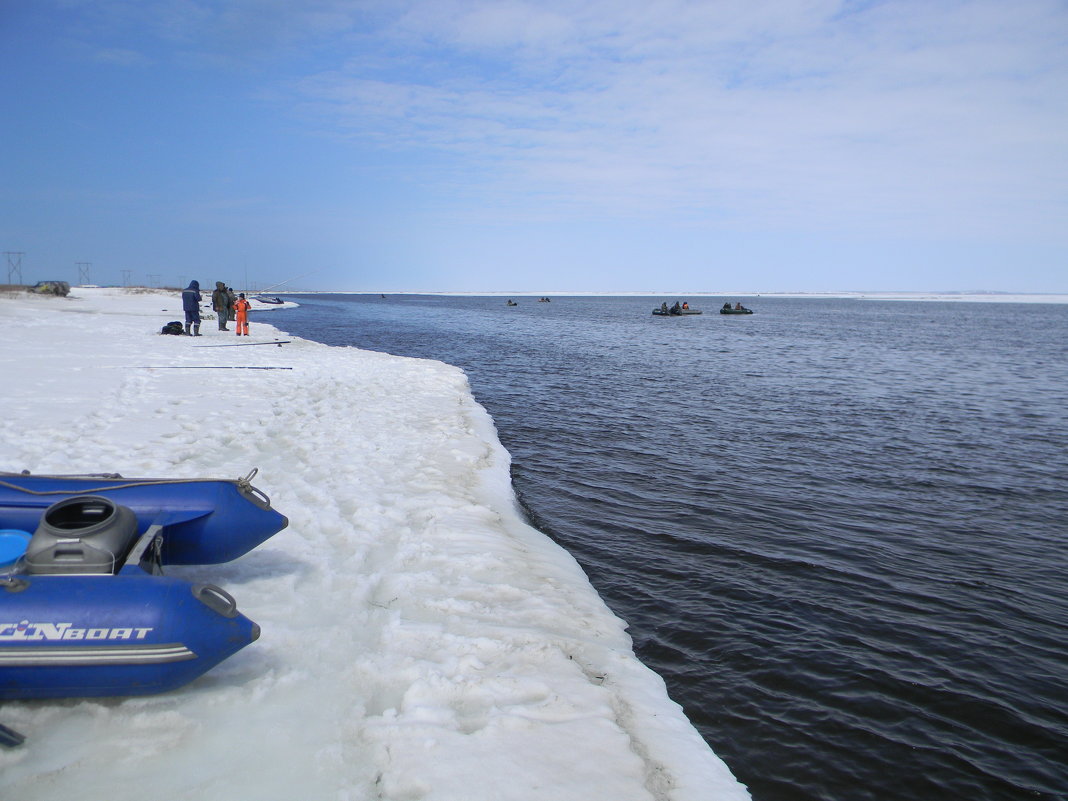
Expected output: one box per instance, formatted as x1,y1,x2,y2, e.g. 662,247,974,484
0,477,282,701
0,470,287,565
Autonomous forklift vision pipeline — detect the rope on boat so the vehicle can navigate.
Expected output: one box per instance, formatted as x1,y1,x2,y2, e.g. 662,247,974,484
237,468,272,506
0,468,268,505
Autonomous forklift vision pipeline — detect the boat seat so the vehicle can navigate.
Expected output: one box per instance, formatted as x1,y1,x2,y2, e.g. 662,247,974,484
23,496,139,575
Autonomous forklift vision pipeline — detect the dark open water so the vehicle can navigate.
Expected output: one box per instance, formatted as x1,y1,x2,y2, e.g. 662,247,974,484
274,294,1068,801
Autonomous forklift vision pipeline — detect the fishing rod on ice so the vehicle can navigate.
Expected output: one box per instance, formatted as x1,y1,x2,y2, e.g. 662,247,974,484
0,721,25,748
252,270,318,296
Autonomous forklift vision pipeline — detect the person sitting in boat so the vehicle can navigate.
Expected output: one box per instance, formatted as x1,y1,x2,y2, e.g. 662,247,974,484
722,302,732,311
661,302,669,313
735,302,744,310
682,301,689,309
671,301,681,314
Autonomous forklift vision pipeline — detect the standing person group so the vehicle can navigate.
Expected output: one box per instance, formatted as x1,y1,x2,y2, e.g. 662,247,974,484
179,280,251,336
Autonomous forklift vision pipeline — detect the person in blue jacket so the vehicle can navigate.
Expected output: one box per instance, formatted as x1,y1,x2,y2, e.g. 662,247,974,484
182,280,202,336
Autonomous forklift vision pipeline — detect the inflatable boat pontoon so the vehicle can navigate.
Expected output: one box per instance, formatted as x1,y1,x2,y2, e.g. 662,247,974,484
0,470,287,565
0,471,286,700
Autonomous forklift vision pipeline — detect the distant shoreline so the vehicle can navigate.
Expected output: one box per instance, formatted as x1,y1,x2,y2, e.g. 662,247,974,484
272,289,1068,304
6,285,1065,304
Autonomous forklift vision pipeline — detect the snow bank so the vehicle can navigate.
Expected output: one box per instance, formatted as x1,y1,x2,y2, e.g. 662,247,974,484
0,287,748,801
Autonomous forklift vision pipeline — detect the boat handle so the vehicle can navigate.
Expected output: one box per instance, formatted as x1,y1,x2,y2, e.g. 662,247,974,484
192,583,239,618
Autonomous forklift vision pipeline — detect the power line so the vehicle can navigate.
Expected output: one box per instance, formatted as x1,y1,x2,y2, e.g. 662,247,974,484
4,252,24,285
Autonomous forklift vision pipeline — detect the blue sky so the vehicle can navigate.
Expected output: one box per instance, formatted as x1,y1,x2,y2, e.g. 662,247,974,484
2,0,1066,293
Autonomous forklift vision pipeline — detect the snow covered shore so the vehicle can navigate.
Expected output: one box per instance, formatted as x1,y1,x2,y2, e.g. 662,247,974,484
0,287,748,801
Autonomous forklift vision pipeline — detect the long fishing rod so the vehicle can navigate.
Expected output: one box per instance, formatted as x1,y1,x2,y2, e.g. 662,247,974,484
193,340,291,348
255,271,317,295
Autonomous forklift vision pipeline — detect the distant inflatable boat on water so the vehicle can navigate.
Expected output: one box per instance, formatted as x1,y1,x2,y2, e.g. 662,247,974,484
0,471,287,701
652,307,702,316
720,305,754,315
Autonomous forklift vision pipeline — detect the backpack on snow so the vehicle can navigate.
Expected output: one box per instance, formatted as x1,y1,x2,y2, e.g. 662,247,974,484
161,321,185,335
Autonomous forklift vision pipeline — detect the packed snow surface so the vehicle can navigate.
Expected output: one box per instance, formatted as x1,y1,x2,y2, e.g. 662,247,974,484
0,287,749,801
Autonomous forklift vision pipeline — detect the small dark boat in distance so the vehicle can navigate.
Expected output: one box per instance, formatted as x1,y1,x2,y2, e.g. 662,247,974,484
720,302,754,314
253,295,284,305
653,301,701,316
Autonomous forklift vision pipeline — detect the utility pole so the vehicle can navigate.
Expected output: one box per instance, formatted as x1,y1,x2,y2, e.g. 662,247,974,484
147,274,160,288
76,262,91,285
121,270,132,287
4,252,24,285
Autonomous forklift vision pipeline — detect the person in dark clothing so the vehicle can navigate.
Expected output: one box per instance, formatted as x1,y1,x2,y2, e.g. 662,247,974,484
182,280,202,336
212,281,232,330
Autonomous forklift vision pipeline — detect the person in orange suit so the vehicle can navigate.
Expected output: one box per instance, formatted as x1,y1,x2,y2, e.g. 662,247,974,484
234,293,251,336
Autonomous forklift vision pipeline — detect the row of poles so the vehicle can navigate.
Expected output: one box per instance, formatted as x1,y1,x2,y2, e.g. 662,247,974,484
1,254,264,291
4,253,99,286
3,253,298,294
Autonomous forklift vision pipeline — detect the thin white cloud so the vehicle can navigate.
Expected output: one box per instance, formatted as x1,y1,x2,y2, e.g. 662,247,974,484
92,47,151,66
258,0,1065,237
44,0,1068,240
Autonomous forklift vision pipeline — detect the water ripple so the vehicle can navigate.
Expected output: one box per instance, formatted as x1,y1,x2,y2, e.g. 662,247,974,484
278,295,1068,801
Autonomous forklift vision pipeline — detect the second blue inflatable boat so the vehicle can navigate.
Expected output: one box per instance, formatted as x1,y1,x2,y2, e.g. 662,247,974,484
0,470,287,565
